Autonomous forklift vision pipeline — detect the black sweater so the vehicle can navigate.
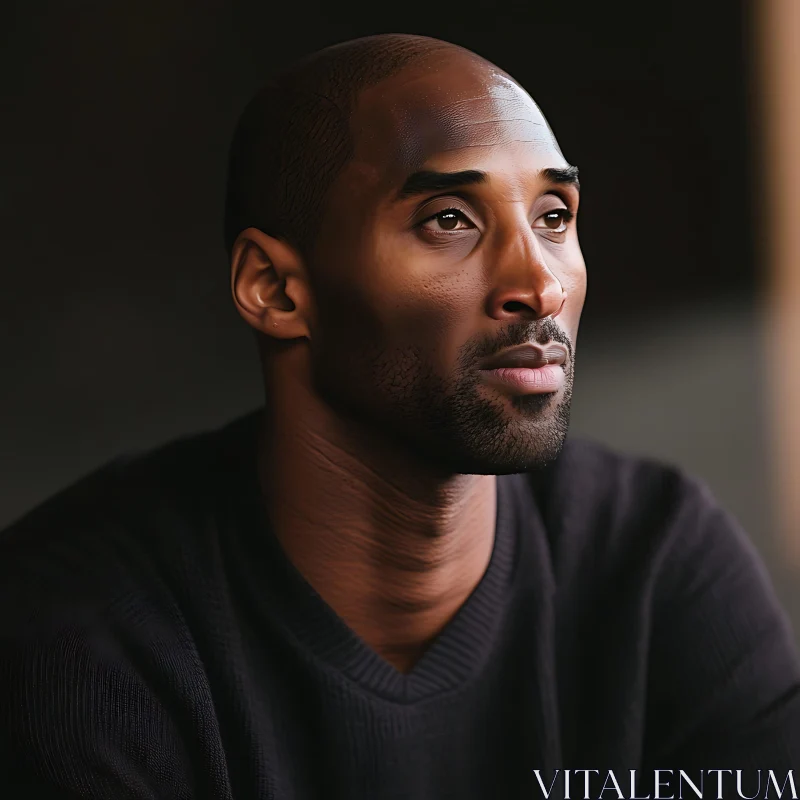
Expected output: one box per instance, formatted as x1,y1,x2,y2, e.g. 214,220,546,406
1,410,799,799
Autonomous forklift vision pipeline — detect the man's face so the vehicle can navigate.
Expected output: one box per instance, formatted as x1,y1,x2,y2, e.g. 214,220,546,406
305,53,587,475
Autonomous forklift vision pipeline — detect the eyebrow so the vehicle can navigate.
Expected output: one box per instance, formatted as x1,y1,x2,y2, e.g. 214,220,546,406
395,164,580,201
541,165,580,191
396,169,487,200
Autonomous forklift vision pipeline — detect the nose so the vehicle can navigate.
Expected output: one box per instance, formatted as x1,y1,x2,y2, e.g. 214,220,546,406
485,223,567,322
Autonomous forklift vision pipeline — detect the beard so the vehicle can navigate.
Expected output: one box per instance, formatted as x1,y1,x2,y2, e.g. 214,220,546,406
310,316,575,476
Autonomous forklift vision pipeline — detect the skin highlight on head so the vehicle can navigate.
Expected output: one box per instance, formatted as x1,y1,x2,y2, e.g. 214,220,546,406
228,34,586,672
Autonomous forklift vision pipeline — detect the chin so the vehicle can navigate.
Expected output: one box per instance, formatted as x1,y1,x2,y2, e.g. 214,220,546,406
392,383,572,476
467,440,567,476
415,420,570,476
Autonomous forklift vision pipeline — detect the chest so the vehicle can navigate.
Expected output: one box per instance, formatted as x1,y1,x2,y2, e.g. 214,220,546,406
191,606,651,800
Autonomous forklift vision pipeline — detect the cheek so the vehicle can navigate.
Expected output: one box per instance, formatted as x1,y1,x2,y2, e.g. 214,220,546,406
339,239,482,346
311,210,487,373
376,259,486,373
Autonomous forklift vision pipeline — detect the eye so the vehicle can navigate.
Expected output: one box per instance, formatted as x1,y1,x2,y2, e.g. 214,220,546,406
418,208,476,234
535,208,574,233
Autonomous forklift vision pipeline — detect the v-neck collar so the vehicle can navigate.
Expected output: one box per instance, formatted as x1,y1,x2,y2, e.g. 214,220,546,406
220,410,531,704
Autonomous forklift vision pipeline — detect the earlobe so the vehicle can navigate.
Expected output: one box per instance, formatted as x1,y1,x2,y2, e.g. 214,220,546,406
230,227,313,341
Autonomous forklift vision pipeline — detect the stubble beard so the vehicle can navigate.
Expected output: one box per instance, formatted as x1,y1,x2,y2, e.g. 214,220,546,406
312,335,575,477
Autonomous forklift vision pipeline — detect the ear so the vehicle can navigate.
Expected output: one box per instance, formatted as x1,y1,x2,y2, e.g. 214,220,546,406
230,227,313,341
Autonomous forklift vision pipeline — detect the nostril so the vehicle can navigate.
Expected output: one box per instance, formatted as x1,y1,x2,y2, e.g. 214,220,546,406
503,301,530,313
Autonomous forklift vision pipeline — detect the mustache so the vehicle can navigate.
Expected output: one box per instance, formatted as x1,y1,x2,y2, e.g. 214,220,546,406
462,318,573,364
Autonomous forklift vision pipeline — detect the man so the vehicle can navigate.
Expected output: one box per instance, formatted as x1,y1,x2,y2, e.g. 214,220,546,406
1,32,798,799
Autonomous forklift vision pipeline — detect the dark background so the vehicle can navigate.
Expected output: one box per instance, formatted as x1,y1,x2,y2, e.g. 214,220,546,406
5,2,794,626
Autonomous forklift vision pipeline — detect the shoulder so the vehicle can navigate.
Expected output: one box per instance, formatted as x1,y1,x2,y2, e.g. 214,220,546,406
0,416,259,785
544,432,703,511
0,411,259,639
526,433,790,624
528,433,717,569
533,438,800,764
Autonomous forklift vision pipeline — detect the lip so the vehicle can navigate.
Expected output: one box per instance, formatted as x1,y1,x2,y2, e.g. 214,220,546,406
478,342,568,370
481,365,565,394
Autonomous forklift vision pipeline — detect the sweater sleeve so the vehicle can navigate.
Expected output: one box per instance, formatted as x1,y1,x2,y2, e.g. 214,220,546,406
0,600,199,799
643,475,800,771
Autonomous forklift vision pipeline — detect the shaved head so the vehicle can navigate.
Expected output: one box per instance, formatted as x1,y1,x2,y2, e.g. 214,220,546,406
224,34,512,258
229,33,585,476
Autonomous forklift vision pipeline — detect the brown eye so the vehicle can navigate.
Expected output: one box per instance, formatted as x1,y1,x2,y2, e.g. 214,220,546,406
437,211,461,230
419,208,475,234
533,206,575,235
542,210,569,230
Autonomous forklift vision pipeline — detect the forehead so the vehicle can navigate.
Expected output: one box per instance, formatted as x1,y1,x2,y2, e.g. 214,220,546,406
347,54,564,188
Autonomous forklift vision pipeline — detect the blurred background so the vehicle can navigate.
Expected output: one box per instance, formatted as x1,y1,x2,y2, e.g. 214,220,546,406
2,1,798,634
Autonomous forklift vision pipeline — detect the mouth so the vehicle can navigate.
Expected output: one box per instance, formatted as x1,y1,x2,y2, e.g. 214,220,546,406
478,343,568,396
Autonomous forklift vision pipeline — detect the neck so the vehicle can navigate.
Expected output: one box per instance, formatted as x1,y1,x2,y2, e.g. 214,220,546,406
257,376,497,674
